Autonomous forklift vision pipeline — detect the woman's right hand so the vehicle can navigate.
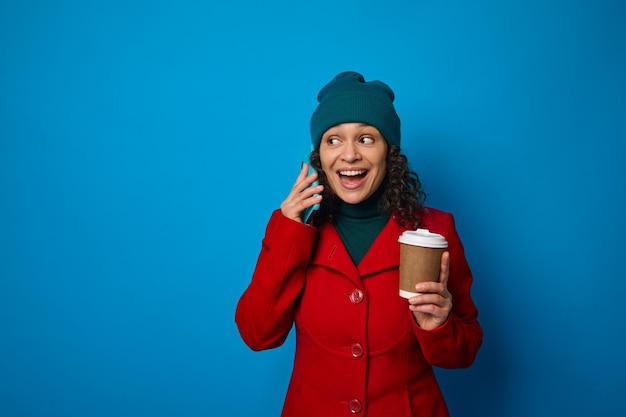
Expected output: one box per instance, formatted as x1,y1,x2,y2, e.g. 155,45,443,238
280,163,324,223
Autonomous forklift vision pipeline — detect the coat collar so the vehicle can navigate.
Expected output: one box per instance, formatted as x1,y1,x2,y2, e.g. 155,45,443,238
310,216,407,284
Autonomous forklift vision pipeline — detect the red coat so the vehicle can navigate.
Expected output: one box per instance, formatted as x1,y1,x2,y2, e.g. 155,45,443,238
236,207,482,417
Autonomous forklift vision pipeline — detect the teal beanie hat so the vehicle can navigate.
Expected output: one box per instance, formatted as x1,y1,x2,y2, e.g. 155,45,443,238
310,71,401,149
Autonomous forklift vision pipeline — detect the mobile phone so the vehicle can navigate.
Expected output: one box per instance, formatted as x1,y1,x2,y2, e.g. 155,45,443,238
301,145,320,224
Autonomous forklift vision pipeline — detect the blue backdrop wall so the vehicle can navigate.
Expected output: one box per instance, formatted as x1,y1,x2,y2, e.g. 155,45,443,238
1,1,625,416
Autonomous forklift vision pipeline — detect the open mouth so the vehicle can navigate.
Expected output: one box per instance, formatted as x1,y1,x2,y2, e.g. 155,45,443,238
338,169,367,186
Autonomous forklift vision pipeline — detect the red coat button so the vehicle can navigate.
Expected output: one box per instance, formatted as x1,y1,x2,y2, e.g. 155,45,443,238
349,289,364,304
349,398,362,414
350,343,364,358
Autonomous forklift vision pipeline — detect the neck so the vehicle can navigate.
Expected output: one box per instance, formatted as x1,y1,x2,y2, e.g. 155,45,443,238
338,186,385,219
334,186,389,265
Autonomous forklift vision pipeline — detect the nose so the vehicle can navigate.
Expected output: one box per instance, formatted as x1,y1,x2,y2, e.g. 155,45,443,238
341,141,361,162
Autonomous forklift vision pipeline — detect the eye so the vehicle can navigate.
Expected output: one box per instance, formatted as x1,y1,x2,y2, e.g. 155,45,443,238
327,137,341,145
360,136,374,144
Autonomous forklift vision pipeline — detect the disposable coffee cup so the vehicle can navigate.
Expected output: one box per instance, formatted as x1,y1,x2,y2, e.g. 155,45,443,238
398,229,448,299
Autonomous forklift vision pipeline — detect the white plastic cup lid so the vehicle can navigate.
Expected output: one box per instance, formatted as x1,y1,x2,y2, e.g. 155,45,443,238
398,229,448,248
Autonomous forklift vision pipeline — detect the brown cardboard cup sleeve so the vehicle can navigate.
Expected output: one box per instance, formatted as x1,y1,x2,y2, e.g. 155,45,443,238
398,229,448,299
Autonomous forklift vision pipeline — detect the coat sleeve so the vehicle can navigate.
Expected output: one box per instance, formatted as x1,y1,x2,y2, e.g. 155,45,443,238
235,209,317,351
411,211,483,369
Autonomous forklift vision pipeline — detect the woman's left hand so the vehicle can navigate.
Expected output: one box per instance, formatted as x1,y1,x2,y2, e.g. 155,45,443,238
408,251,453,331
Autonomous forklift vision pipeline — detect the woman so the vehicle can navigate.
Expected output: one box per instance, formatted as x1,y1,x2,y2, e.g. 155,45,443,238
235,72,482,416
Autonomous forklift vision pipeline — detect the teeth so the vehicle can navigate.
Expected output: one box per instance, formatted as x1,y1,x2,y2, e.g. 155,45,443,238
339,170,365,177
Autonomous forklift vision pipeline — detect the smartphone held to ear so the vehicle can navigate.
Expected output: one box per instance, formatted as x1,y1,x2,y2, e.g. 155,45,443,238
301,146,320,224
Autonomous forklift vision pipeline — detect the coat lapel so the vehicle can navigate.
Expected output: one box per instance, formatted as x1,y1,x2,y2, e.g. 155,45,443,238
310,218,407,283
309,222,359,282
358,217,405,278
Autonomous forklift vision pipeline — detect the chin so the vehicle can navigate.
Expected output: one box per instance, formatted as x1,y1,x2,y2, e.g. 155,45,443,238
338,192,369,205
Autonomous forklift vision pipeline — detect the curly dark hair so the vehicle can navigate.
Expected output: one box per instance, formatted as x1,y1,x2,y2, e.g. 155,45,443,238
309,145,426,229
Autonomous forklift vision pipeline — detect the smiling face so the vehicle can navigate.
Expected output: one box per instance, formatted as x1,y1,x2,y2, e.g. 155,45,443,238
319,122,388,205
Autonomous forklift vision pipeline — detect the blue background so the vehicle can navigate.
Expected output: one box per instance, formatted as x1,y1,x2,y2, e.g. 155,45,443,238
1,1,625,416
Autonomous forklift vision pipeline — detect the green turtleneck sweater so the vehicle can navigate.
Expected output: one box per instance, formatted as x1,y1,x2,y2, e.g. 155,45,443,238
334,188,390,266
